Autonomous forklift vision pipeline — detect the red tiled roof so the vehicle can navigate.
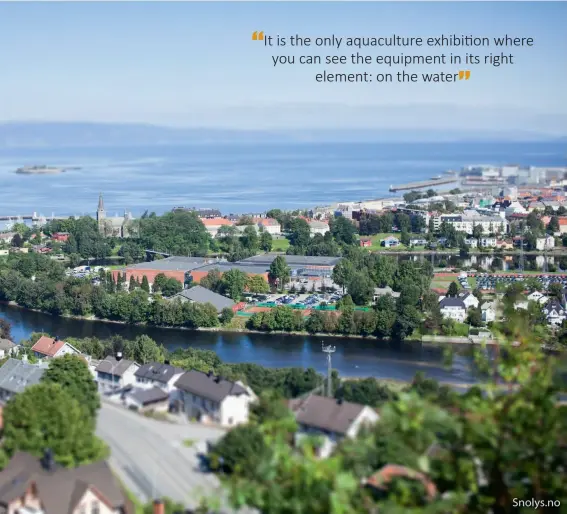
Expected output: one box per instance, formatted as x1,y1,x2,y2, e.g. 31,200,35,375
365,464,437,501
253,217,280,226
31,336,66,357
201,218,234,227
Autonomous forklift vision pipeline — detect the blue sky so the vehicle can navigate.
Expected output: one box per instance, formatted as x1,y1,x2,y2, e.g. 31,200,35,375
0,2,565,131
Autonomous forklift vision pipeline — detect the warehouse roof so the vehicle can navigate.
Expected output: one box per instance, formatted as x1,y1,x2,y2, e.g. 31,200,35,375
172,285,235,312
240,254,341,267
126,256,220,272
194,262,270,275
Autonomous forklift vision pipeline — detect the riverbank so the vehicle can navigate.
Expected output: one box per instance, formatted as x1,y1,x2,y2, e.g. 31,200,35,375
1,300,487,346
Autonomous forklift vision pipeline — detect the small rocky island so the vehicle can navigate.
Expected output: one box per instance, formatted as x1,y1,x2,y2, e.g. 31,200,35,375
15,165,81,175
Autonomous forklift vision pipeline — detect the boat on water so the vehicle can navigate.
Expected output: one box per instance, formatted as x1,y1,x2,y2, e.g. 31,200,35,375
15,165,80,175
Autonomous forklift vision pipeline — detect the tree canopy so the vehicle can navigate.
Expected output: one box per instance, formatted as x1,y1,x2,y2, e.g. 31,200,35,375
1,383,108,469
41,354,101,421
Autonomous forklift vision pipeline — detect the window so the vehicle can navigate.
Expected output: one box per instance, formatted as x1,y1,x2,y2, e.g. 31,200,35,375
91,500,100,514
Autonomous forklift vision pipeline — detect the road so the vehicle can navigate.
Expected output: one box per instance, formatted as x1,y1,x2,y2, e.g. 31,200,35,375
96,401,251,512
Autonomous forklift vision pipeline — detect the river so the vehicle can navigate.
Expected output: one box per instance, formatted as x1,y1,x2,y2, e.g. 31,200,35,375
0,303,480,385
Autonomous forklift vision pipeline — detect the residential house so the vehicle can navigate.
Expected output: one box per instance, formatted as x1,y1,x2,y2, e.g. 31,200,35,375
479,237,497,248
373,286,401,302
542,300,567,326
409,238,427,246
464,238,478,248
381,236,400,248
439,297,467,323
174,370,257,426
94,353,140,392
527,291,549,305
481,301,497,323
122,387,170,413
133,361,185,408
253,217,281,235
51,232,70,242
0,358,46,405
536,235,555,251
359,238,372,248
0,450,135,514
200,217,234,238
0,339,18,359
31,335,80,360
308,220,330,236
458,292,479,310
288,394,379,458
170,285,236,313
557,218,567,235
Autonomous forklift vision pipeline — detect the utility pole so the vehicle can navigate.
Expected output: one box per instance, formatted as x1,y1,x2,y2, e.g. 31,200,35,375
322,343,336,397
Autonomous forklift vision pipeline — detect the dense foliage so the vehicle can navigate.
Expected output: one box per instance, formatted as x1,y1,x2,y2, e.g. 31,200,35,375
0,382,108,469
40,354,101,421
207,318,567,514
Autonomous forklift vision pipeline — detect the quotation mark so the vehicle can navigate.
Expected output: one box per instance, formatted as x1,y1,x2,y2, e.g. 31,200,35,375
458,70,471,80
252,31,264,41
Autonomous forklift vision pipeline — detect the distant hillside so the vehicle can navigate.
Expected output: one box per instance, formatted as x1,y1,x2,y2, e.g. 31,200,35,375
0,121,564,148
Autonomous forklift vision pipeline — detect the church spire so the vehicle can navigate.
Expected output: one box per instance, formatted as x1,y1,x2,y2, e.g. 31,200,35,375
98,193,104,211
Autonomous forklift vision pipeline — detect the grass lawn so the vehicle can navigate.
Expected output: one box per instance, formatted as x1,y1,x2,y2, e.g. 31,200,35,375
271,238,290,251
468,276,477,288
367,233,407,251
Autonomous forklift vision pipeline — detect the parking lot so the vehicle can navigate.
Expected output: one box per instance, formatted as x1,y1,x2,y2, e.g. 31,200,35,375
473,273,567,291
247,290,344,308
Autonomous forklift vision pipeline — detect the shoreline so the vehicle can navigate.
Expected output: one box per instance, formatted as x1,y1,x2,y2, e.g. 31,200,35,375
0,300,487,346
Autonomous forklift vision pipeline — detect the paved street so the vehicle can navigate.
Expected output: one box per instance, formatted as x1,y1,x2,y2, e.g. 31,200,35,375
96,401,247,512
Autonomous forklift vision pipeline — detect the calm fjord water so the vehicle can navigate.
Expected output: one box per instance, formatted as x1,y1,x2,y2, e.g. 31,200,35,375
0,141,565,217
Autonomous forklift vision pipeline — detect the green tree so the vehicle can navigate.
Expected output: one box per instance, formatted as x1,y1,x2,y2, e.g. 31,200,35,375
336,378,397,407
199,269,223,293
346,271,375,306
209,424,271,476
269,256,290,289
220,307,235,325
447,282,459,297
141,275,150,293
41,354,100,422
260,230,273,251
330,216,357,245
241,225,259,252
332,259,354,293
246,275,270,294
2,383,108,468
222,269,248,301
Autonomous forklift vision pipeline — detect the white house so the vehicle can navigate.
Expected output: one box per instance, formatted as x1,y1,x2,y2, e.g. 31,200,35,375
308,220,330,236
381,236,400,248
133,361,185,408
464,238,478,248
542,300,567,326
536,235,555,251
527,291,549,305
0,339,19,359
174,370,257,427
200,217,235,238
439,297,467,322
479,237,498,248
458,292,479,310
254,217,281,235
30,336,81,360
481,301,497,323
288,394,379,458
94,353,140,392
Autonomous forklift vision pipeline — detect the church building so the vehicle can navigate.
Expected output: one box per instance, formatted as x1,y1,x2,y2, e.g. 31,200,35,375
96,193,135,238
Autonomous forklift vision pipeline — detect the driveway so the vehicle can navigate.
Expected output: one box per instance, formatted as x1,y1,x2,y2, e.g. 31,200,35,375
96,401,251,512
